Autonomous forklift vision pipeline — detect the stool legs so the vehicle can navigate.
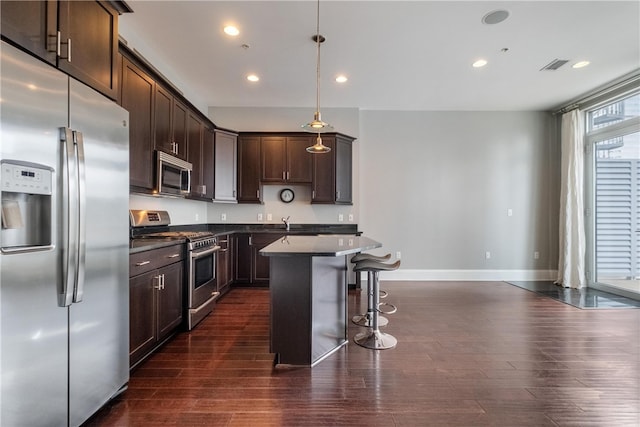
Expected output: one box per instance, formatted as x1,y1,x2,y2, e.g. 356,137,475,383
354,270,397,350
352,271,388,327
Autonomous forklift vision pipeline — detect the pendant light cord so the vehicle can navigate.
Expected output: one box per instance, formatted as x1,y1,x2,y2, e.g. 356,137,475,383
315,0,321,114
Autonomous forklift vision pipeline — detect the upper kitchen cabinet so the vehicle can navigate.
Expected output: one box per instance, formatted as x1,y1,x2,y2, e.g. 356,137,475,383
260,135,313,184
237,135,262,203
1,1,132,100
214,130,238,203
312,133,355,205
187,112,212,200
119,54,154,192
154,84,189,161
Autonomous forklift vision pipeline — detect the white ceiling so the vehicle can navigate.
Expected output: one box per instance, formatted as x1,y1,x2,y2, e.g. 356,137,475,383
119,1,640,112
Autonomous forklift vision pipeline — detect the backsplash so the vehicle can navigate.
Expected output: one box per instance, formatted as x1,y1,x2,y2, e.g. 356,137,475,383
130,185,357,226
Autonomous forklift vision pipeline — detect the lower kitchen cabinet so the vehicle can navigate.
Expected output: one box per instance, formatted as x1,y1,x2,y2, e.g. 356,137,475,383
129,243,184,368
233,233,283,286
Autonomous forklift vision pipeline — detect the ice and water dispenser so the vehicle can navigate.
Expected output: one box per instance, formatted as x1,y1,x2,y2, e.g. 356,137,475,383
1,160,53,253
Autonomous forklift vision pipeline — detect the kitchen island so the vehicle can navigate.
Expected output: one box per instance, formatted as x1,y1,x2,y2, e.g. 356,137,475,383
260,234,381,366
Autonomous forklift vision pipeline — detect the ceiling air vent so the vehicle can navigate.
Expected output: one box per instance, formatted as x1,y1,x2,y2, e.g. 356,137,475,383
540,59,570,71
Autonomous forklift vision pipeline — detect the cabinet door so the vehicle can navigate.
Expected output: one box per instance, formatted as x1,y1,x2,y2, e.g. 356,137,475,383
335,136,353,204
311,136,336,203
129,271,157,367
154,85,173,155
172,100,188,160
121,57,155,191
0,0,57,65
261,136,286,182
58,1,119,99
234,234,252,283
187,112,204,196
286,136,313,183
202,127,215,200
156,262,183,341
252,234,283,284
237,136,262,203
214,130,237,202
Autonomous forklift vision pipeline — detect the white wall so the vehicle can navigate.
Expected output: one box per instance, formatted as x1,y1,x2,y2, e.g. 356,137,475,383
358,110,559,281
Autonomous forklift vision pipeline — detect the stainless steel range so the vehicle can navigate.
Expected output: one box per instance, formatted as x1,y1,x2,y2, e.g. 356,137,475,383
130,210,220,330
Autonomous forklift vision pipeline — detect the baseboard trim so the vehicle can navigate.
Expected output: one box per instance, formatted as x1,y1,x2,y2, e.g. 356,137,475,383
360,269,558,282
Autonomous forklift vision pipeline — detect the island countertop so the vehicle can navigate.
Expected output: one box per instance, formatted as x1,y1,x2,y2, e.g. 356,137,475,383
260,234,381,257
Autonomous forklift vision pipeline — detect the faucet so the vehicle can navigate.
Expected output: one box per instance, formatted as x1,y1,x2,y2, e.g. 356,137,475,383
282,216,290,231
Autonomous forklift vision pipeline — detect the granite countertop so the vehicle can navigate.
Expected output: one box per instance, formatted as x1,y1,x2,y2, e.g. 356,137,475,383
129,224,360,254
129,237,186,254
260,235,381,257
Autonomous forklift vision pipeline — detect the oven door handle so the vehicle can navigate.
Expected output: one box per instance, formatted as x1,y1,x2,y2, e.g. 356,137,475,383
190,245,221,259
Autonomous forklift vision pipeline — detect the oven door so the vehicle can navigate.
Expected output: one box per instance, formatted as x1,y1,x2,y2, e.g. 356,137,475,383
189,245,221,309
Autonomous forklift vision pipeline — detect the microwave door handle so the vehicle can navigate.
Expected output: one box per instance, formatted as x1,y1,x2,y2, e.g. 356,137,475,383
72,131,86,303
59,127,77,307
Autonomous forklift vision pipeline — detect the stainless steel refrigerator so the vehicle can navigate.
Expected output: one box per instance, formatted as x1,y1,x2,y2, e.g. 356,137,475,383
0,41,129,426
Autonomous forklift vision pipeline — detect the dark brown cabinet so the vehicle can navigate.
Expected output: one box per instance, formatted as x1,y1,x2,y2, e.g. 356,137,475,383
233,233,282,286
312,133,354,204
187,112,214,199
202,127,216,200
119,55,155,191
216,234,233,295
129,244,184,368
261,135,312,184
154,85,189,161
1,1,129,100
237,136,262,203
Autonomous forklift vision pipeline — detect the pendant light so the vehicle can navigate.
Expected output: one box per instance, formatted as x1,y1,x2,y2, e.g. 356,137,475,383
303,0,332,154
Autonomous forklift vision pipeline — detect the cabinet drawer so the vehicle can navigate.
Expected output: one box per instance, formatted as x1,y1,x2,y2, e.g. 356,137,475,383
130,244,184,277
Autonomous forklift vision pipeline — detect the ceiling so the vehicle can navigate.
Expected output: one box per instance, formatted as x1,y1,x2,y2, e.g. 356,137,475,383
118,1,640,112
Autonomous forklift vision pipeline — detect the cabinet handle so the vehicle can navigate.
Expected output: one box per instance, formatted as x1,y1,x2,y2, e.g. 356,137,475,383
249,236,252,246
56,32,71,62
166,253,180,259
282,171,285,180
256,189,260,199
286,171,290,180
233,190,236,197
312,190,315,199
161,274,166,290
153,275,162,290
67,38,71,62
135,260,151,266
56,31,61,56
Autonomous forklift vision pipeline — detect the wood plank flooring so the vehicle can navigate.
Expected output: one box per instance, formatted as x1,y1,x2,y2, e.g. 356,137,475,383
87,281,640,426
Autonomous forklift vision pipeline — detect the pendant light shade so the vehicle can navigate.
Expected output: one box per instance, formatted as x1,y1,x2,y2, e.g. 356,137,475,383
303,0,333,153
306,134,331,153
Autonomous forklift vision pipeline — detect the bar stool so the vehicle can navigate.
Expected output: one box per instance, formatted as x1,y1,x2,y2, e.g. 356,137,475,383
353,259,400,350
351,253,391,327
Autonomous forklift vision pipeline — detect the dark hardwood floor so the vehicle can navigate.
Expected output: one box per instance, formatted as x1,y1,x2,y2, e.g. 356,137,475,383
88,281,640,426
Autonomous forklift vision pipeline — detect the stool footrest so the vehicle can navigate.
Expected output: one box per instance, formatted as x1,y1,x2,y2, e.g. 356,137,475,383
377,302,397,315
352,314,388,327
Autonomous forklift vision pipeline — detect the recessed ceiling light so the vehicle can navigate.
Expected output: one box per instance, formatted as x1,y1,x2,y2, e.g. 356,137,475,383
224,25,239,36
472,59,488,68
247,74,259,82
482,10,510,25
572,61,590,69
335,75,348,83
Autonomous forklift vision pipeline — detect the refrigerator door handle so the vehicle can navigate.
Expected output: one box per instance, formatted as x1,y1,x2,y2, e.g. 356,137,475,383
73,131,86,303
59,127,78,307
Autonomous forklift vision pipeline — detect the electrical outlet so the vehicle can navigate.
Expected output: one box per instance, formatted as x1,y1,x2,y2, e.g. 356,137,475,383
257,213,263,221
507,208,513,217
338,214,344,222
221,213,227,221
485,251,491,259
534,251,540,259
348,214,354,222
195,213,199,221
267,213,272,221
396,251,401,260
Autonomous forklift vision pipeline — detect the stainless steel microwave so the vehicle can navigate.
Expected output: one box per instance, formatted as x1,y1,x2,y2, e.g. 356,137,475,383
156,151,192,196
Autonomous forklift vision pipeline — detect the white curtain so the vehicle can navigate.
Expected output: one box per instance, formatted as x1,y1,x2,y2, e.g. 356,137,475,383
556,109,586,289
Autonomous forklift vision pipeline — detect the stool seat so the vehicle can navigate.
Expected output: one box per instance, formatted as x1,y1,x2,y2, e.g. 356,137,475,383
352,259,400,350
351,252,391,263
354,259,401,272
